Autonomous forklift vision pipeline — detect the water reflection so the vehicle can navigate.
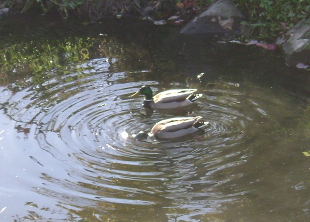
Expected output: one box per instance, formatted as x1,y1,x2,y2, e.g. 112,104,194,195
1,21,310,221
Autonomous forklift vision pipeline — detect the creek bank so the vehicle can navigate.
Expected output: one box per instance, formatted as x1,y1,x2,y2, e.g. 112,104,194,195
1,0,309,69
277,19,310,69
179,0,310,70
1,1,310,95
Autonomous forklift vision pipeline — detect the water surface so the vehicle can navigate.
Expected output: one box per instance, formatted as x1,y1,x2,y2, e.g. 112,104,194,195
1,17,310,221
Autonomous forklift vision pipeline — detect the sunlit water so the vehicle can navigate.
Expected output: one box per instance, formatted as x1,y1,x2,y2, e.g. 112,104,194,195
1,20,310,221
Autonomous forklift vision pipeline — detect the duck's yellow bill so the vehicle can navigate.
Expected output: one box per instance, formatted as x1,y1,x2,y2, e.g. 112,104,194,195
131,91,139,97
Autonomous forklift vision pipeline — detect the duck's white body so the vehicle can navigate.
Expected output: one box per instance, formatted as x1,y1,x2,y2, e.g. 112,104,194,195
151,89,198,109
149,116,209,140
132,86,202,110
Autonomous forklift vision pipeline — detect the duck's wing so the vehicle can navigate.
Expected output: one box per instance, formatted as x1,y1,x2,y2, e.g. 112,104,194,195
153,89,197,103
155,127,199,139
151,116,202,135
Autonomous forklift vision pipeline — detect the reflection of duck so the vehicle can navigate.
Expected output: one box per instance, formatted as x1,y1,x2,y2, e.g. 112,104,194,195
135,116,209,140
131,85,202,109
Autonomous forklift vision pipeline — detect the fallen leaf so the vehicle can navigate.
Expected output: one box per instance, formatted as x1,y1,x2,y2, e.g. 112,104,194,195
176,2,184,9
296,63,309,69
81,22,89,26
184,0,196,8
256,43,277,50
302,151,310,156
168,15,179,20
154,20,167,25
218,16,234,30
246,40,259,45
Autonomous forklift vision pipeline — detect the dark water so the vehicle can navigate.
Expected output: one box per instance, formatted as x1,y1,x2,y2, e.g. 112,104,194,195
1,17,310,221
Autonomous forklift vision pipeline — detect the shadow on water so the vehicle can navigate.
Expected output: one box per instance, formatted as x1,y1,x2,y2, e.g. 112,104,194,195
1,14,310,221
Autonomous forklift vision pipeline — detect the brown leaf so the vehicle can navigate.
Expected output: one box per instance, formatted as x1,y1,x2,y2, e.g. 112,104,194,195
176,2,184,9
218,16,234,30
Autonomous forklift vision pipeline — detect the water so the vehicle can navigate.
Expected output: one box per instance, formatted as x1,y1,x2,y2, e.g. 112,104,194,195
1,18,310,221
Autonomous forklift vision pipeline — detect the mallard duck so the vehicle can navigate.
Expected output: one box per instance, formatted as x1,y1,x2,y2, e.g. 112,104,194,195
134,116,209,141
131,85,202,109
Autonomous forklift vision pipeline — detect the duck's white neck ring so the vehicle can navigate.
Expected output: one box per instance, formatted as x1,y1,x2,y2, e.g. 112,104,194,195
144,99,153,102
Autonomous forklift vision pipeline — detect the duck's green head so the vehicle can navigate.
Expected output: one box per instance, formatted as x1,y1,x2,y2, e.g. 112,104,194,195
139,86,153,98
132,85,153,100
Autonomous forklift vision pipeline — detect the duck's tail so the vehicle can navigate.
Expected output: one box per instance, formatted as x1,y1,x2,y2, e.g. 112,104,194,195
186,93,203,102
193,118,210,129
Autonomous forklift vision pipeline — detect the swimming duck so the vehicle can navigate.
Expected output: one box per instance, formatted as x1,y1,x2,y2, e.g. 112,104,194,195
134,116,209,141
131,85,202,109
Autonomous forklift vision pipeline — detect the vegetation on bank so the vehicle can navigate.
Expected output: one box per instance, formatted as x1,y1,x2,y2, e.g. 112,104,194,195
3,0,309,41
234,0,310,41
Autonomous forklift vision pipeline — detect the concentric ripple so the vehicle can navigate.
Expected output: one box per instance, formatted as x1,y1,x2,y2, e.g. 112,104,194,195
0,57,302,220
